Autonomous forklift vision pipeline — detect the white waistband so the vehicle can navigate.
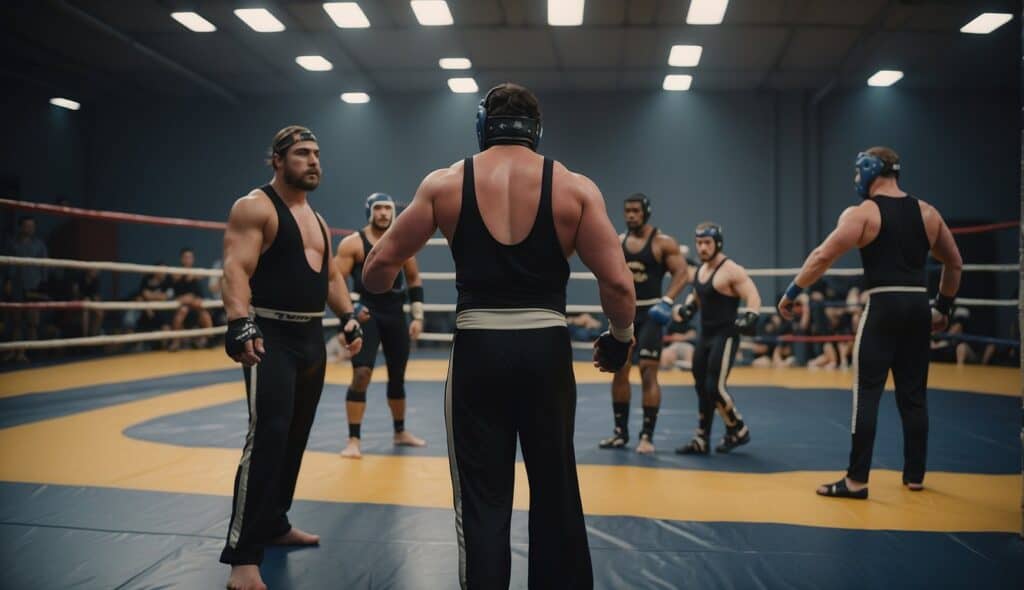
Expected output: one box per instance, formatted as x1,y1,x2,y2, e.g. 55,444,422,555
863,286,927,297
456,308,567,330
253,307,325,322
636,297,662,307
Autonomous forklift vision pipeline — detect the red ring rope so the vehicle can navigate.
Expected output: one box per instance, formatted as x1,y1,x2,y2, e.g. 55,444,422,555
0,198,353,237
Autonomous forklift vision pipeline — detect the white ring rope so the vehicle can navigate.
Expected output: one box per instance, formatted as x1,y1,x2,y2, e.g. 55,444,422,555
0,256,222,277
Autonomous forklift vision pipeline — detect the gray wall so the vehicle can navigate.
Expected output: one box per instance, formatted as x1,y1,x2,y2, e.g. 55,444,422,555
3,87,1018,308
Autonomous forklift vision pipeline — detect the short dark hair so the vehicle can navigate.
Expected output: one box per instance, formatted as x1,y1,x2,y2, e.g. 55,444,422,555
180,247,194,256
18,216,35,225
484,83,541,121
865,146,900,177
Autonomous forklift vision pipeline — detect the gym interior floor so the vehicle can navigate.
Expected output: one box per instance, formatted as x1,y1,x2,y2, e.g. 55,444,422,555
1,348,1021,589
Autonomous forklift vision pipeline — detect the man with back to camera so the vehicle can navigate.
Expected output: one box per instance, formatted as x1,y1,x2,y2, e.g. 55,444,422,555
335,191,427,458
362,83,635,589
673,222,762,455
778,146,962,499
219,125,365,590
598,194,688,454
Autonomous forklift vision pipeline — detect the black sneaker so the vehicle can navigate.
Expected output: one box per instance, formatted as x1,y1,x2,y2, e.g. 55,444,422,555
675,437,710,455
715,426,750,453
599,429,629,449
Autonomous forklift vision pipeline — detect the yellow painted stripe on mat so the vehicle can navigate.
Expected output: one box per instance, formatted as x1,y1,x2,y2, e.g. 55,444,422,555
0,382,1016,533
4,350,1017,398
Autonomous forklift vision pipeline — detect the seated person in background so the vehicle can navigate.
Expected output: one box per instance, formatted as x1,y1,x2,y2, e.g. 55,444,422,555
567,312,603,342
134,266,173,348
930,307,976,365
169,247,213,351
751,313,797,367
660,313,697,370
79,268,104,337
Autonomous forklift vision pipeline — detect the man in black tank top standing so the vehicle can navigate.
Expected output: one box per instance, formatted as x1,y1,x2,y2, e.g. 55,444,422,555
599,194,689,454
335,192,427,458
219,126,365,590
778,146,962,499
362,83,635,590
674,222,762,455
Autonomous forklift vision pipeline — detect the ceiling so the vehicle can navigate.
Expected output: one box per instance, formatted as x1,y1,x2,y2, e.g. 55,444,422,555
2,0,1018,102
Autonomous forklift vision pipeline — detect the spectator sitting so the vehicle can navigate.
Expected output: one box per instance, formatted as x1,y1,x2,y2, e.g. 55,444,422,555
660,314,697,370
169,248,213,351
931,307,976,365
567,312,602,342
79,268,104,337
132,265,173,349
3,216,48,362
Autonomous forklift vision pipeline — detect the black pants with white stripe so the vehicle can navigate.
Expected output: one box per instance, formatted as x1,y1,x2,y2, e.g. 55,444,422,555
446,326,592,590
847,291,930,484
691,325,743,438
220,317,326,565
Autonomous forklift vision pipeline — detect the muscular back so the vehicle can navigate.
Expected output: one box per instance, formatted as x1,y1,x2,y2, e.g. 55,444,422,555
431,147,583,257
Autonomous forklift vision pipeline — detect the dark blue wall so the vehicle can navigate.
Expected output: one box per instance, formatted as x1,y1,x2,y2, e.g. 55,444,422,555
3,87,1018,309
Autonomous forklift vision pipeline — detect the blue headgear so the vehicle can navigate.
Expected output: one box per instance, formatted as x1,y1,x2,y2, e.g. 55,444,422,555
695,224,724,254
624,193,652,223
854,151,900,198
365,193,396,223
476,85,542,151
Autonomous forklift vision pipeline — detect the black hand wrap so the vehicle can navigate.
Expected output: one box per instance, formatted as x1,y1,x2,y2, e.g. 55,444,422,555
408,286,424,303
339,312,364,344
674,300,698,324
225,317,262,357
734,311,759,336
594,331,631,372
933,293,954,323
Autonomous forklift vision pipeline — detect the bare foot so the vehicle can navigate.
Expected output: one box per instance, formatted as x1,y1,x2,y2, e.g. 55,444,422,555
816,477,867,495
340,438,362,459
269,527,320,546
394,431,426,447
635,436,655,455
226,565,266,590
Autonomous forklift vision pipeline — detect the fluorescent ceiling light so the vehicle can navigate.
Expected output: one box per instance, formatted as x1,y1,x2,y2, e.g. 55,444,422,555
960,12,1012,34
234,8,285,32
411,1,453,26
341,92,370,104
867,69,903,87
686,0,728,25
50,97,81,111
548,0,585,26
295,56,333,71
447,77,479,93
439,57,472,70
171,11,216,32
668,45,702,67
662,74,693,91
323,3,370,28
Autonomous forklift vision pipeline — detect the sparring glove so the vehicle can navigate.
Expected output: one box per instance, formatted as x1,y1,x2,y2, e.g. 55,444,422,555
339,312,364,344
225,317,262,358
735,311,759,336
647,296,674,326
593,328,633,373
673,300,698,324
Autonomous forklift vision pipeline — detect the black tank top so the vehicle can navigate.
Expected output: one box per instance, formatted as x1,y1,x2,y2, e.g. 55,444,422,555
452,156,569,314
623,228,667,305
694,257,739,332
352,230,406,311
859,195,930,289
249,185,329,313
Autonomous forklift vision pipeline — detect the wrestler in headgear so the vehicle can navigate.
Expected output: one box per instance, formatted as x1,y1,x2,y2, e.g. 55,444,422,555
335,191,427,458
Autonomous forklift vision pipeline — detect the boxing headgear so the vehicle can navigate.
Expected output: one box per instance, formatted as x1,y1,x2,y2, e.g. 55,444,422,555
854,152,900,198
624,193,652,223
365,193,396,222
695,224,724,254
273,128,318,156
476,85,542,151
